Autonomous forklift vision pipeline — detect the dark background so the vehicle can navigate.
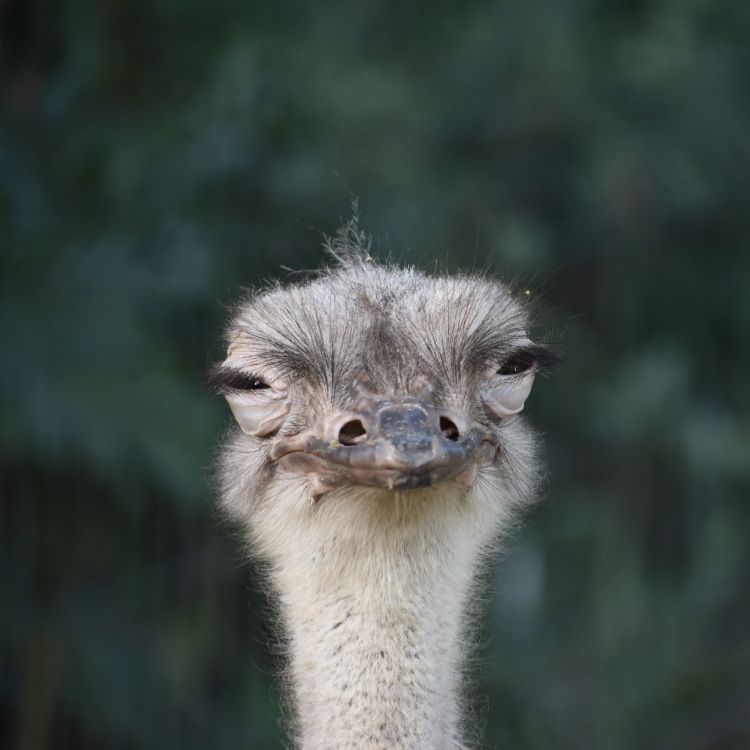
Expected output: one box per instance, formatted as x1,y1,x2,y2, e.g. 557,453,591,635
2,1,749,748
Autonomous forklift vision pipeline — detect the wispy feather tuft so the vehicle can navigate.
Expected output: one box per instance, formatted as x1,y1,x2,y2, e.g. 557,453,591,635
322,200,373,267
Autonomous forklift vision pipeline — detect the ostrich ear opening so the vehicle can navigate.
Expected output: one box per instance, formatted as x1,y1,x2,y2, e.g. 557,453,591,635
225,391,290,437
481,372,536,419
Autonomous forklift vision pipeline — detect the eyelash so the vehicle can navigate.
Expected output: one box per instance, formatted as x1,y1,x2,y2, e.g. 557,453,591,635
208,366,270,393
496,346,561,376
497,356,534,376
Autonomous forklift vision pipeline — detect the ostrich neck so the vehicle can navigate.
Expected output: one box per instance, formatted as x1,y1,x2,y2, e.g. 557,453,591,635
279,544,474,749
264,490,499,750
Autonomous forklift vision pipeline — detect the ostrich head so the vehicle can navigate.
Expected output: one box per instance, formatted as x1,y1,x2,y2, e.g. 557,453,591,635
210,221,559,749
211,222,558,558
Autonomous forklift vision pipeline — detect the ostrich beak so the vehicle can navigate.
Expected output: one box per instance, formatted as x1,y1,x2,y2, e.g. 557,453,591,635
269,399,496,496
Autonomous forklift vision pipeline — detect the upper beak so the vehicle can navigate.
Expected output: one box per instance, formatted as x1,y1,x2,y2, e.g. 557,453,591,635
269,398,496,496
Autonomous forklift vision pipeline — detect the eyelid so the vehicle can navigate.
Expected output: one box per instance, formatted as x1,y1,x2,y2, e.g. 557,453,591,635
224,389,291,436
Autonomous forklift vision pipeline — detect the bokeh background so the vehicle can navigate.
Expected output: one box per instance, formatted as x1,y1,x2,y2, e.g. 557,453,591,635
2,1,749,748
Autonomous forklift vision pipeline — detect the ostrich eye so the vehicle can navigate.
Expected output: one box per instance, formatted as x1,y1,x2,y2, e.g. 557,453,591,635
496,345,561,378
208,365,289,437
496,354,534,376
481,343,552,420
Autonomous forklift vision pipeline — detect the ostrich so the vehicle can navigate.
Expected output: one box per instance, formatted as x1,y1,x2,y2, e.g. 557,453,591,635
210,219,559,750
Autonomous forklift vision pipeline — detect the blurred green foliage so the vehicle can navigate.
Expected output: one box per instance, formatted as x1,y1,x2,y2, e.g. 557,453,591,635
2,1,749,748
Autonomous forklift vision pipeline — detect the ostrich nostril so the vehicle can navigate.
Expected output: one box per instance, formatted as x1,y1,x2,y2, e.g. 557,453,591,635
440,416,460,442
338,419,367,446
